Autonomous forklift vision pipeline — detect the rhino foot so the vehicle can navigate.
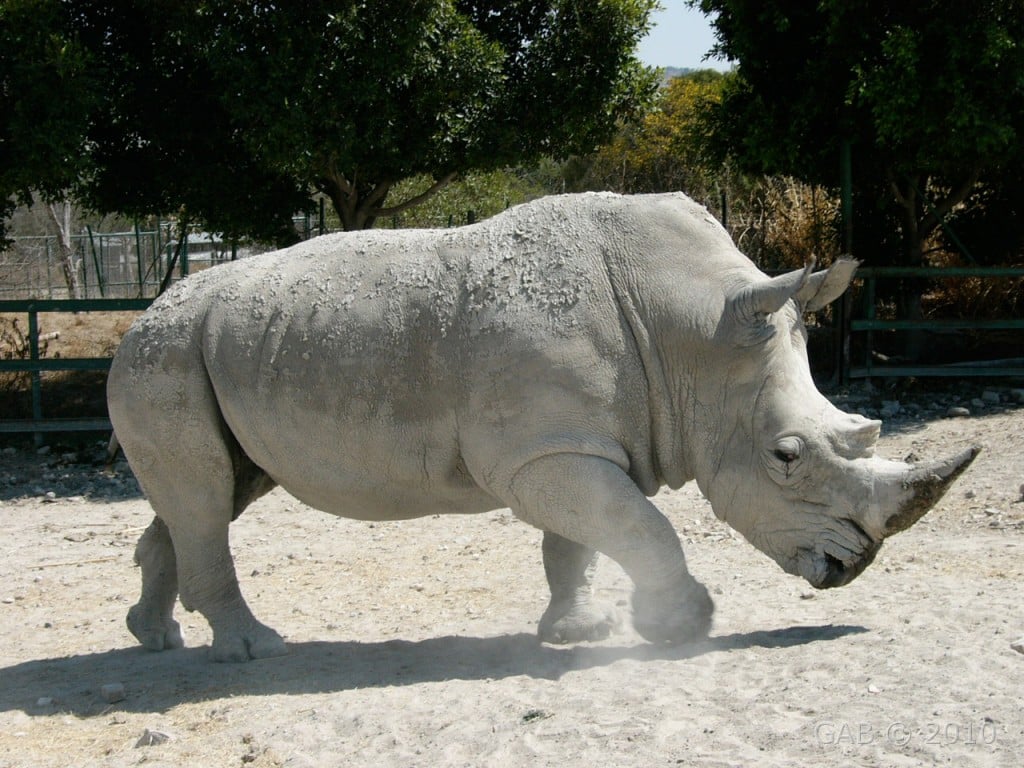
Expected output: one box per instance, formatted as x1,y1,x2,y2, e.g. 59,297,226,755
632,577,714,645
538,600,620,644
210,619,287,663
126,604,185,652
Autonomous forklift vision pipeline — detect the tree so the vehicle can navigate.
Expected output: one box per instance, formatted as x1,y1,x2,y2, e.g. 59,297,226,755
579,70,727,200
561,70,838,269
691,0,1024,270
206,0,660,230
0,0,99,245
3,1,659,239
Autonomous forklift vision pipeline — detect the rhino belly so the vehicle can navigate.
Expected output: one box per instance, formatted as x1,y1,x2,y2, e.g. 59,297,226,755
202,333,499,520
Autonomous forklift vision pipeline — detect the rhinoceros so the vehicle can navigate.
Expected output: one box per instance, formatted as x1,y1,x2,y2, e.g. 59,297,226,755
107,192,976,662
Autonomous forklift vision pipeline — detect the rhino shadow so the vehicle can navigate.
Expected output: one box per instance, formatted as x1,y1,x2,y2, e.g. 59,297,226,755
0,624,867,717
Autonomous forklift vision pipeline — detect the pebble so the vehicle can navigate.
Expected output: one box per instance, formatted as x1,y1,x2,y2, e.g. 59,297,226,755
970,398,986,409
100,683,126,703
946,406,971,418
135,729,170,748
1011,638,1024,655
880,400,901,417
981,390,1002,404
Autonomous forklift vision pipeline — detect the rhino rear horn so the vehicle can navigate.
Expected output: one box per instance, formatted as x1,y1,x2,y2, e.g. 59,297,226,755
883,445,981,537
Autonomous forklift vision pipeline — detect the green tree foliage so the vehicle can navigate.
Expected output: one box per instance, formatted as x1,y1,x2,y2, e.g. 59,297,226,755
1,0,659,240
0,0,99,243
384,170,545,229
207,0,659,230
692,0,1024,268
563,70,839,269
580,70,726,199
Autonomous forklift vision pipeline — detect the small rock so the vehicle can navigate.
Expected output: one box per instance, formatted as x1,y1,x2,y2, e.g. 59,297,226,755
981,390,1002,404
970,398,986,409
43,491,57,503
134,729,170,748
867,683,881,694
880,400,901,417
36,446,51,456
965,490,977,499
100,683,126,703
946,406,971,418
1010,389,1024,404
521,709,553,723
35,697,54,708
1011,638,1024,655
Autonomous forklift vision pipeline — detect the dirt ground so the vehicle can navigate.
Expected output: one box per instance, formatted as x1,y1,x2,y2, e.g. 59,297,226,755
0,384,1022,768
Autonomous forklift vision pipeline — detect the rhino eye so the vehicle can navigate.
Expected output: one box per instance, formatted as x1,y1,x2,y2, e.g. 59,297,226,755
772,436,803,465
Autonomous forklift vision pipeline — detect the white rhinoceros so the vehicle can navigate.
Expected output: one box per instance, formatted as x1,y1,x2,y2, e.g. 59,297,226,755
107,192,976,661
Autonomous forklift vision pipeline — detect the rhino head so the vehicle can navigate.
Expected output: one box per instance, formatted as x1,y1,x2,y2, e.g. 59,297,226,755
683,258,978,589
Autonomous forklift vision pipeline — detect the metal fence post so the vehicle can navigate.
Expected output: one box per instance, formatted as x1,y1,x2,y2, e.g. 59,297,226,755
27,307,43,447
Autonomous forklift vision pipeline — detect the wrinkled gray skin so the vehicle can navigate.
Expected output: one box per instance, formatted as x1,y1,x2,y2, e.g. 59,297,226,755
107,192,977,662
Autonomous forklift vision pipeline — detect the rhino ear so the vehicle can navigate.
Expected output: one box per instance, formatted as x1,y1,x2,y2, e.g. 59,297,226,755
733,259,815,323
795,257,859,312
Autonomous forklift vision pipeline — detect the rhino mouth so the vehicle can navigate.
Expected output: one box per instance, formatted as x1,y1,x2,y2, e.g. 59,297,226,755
816,545,879,588
796,519,881,589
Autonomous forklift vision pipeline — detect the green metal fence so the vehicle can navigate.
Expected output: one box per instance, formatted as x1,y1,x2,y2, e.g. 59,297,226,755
0,298,152,439
846,266,1024,380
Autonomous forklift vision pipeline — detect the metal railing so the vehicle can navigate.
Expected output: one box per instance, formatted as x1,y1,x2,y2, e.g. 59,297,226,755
846,266,1024,380
0,298,152,440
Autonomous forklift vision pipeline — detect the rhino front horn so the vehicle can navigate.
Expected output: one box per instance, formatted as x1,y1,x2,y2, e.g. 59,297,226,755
883,445,981,537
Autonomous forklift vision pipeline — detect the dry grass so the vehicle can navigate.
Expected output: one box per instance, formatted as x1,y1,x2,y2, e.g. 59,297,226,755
0,311,138,422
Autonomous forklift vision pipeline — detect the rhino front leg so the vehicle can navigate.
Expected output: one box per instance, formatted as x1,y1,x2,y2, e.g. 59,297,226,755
538,532,620,643
126,516,184,651
510,454,713,644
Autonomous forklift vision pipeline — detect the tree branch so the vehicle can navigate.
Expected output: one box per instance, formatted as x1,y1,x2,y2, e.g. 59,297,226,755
374,172,459,218
919,169,981,238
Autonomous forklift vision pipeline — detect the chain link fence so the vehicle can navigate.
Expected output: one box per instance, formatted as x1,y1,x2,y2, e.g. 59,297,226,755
0,214,322,300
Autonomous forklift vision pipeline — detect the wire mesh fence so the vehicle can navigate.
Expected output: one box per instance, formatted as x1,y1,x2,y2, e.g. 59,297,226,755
1,223,188,300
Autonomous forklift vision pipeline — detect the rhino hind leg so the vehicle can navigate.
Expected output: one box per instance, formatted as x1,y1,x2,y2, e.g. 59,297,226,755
537,532,619,643
113,362,285,662
126,516,184,651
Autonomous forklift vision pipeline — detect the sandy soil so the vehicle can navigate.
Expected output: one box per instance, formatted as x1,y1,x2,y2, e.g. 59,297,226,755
0,388,1022,768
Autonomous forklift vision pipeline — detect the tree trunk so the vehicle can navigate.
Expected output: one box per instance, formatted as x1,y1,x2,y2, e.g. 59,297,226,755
45,200,82,299
320,170,456,231
890,171,978,361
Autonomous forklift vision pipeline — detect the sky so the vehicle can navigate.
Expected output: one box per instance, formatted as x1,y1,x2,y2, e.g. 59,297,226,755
636,0,732,71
